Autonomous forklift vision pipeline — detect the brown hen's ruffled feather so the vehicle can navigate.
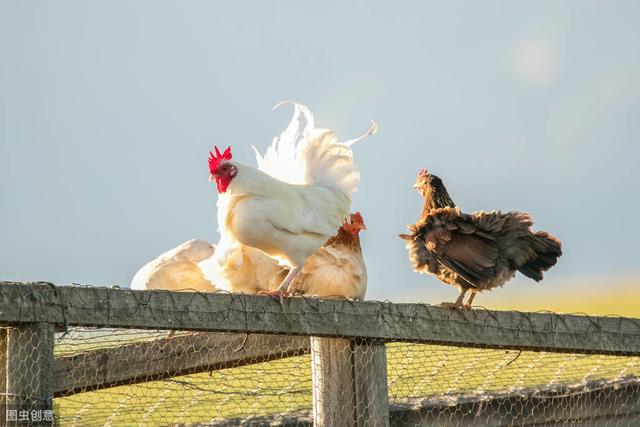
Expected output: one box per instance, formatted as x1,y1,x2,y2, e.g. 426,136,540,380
401,173,562,295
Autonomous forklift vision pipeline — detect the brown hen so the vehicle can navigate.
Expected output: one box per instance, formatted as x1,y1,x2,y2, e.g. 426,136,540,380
292,212,367,300
400,170,562,309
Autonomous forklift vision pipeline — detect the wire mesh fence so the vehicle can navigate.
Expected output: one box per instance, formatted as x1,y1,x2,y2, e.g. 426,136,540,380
386,343,640,426
48,329,640,426
1,282,639,426
54,328,312,426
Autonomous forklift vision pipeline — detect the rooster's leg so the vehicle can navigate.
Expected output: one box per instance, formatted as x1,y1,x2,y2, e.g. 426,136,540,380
463,291,476,310
278,267,300,294
441,289,467,310
259,268,301,303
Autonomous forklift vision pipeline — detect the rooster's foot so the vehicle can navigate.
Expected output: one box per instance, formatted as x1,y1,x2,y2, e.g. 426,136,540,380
266,267,301,304
258,289,289,304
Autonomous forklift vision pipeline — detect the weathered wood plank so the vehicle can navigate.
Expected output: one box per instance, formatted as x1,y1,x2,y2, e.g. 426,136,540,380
54,332,310,397
389,377,640,426
0,282,639,355
205,377,640,426
0,328,7,410
311,337,355,426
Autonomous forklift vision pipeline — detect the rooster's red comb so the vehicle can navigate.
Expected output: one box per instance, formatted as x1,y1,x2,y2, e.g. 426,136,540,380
209,146,232,173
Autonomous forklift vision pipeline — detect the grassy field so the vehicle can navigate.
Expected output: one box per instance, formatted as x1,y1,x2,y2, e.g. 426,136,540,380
55,278,640,426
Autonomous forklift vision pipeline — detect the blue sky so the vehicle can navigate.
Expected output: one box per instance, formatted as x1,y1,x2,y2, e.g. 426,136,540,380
1,1,639,305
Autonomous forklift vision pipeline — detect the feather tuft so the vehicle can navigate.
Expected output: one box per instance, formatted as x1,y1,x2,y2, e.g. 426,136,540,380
253,102,375,196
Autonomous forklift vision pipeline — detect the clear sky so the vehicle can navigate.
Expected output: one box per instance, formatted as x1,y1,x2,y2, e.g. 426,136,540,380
1,1,639,306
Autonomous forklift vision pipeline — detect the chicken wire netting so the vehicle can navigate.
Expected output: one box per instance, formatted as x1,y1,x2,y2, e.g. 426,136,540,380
386,343,640,426
52,328,312,426
0,327,622,426
1,325,56,426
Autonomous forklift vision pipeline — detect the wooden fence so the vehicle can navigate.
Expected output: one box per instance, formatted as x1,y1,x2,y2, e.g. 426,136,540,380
1,281,639,426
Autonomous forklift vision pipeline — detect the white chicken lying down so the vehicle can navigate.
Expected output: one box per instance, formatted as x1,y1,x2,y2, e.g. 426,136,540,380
206,212,368,300
208,102,376,299
130,239,217,292
200,235,288,294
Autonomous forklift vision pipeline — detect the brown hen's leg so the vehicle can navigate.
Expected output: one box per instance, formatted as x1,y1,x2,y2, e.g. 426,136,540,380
463,291,476,310
441,289,467,310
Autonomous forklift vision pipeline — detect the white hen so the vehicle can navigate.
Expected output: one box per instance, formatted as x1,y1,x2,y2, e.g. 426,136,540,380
130,239,216,292
208,102,376,297
200,233,287,294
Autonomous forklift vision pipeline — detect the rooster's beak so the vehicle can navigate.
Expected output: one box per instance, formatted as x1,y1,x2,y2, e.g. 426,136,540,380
209,174,215,182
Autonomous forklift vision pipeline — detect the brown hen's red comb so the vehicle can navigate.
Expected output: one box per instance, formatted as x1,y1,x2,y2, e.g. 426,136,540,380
418,168,429,178
352,212,364,224
209,146,232,173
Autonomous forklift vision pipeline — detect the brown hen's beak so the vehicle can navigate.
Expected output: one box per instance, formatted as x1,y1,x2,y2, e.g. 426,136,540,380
359,223,367,230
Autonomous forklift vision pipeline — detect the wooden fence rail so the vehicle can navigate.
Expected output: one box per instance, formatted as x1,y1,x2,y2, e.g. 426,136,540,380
0,281,639,355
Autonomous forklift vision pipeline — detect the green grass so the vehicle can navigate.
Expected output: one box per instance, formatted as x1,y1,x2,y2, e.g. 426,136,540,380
57,354,312,426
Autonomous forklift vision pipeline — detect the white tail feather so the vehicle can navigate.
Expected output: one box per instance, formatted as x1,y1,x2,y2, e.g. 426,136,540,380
343,120,378,147
253,102,376,195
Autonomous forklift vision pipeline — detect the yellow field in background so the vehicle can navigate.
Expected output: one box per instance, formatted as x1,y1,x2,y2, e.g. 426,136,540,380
484,275,640,317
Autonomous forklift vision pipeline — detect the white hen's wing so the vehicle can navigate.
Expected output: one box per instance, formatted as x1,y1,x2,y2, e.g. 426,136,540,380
130,259,155,290
130,240,216,292
199,235,286,294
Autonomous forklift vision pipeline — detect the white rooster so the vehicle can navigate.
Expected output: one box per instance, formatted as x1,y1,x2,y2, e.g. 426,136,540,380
208,102,376,298
130,239,216,292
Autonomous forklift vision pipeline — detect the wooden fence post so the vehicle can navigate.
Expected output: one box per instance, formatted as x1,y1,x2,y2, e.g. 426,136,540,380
1,328,7,415
352,339,389,427
311,337,389,427
311,337,354,426
5,323,55,426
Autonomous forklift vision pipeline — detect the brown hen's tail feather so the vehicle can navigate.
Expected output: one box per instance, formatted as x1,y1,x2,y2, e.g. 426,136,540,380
517,232,562,282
